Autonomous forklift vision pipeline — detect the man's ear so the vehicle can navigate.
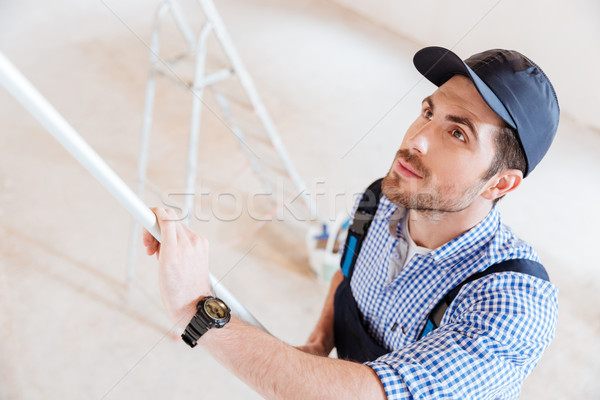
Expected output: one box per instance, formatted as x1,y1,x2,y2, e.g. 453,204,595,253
481,169,523,201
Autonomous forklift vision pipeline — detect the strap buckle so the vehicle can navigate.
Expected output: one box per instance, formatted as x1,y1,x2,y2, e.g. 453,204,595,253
349,210,373,235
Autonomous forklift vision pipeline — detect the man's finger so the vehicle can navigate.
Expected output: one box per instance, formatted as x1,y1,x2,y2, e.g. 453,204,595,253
163,207,192,245
142,228,155,246
154,207,177,245
142,228,159,255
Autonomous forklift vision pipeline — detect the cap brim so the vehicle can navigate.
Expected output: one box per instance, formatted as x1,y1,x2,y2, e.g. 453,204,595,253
413,47,516,129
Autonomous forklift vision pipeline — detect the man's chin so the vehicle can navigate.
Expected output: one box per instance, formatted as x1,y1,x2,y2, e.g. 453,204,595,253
382,173,411,208
381,173,397,198
382,173,443,211
382,181,479,214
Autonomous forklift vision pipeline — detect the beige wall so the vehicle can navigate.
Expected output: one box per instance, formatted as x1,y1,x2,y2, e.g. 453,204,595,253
328,0,600,129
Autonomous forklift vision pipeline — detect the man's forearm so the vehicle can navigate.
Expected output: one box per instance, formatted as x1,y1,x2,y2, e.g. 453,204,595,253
201,317,386,400
143,210,382,398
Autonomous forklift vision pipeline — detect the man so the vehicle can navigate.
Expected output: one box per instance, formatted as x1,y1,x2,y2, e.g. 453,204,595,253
143,46,559,399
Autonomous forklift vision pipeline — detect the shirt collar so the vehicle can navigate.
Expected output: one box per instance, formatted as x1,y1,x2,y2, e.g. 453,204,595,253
377,195,405,238
378,195,500,267
429,206,501,266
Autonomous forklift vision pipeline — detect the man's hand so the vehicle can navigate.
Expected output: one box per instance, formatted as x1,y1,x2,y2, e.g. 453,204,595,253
142,207,213,327
143,212,387,399
296,338,333,357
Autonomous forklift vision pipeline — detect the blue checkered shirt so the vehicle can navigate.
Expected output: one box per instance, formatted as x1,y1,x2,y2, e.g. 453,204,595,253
348,195,558,399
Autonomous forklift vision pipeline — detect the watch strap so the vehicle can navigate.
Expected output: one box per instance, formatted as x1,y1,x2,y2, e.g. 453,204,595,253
182,306,213,348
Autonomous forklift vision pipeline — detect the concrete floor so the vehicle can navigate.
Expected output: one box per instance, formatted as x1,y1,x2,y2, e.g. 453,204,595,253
0,0,598,398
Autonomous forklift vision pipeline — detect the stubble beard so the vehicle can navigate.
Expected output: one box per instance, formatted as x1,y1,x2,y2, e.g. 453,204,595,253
381,150,486,215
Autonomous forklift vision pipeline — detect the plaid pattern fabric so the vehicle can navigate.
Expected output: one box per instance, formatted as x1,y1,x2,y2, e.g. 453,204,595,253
347,195,558,399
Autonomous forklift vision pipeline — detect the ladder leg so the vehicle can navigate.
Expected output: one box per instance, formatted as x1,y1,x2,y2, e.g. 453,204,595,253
212,91,271,193
199,0,320,222
184,23,212,224
166,0,195,49
127,7,165,286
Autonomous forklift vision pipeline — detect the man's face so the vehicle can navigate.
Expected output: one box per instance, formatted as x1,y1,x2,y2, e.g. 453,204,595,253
382,75,504,212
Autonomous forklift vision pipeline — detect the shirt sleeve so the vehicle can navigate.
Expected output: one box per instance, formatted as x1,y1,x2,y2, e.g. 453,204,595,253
365,272,559,399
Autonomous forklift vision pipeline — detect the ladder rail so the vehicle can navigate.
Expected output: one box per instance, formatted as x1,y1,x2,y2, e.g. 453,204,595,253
183,22,213,224
199,0,321,221
128,2,167,284
127,0,328,330
166,0,196,49
0,50,267,332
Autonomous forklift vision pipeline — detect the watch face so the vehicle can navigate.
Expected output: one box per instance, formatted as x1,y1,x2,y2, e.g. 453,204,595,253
203,298,229,320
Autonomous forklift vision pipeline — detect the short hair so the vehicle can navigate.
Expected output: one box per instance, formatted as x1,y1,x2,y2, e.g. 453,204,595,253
483,123,527,205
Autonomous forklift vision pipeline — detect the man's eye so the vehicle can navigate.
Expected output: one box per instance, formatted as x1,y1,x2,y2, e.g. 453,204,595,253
452,129,466,142
424,109,433,120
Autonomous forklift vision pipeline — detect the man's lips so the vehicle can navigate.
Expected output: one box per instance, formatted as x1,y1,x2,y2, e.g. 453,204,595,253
396,159,423,179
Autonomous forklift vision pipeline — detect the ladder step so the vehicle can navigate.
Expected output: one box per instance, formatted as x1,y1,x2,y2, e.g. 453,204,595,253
211,87,254,111
227,120,272,142
154,61,234,91
153,54,193,87
156,68,192,89
203,69,234,86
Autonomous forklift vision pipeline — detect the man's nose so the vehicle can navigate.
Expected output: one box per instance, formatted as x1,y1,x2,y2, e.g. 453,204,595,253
406,124,431,155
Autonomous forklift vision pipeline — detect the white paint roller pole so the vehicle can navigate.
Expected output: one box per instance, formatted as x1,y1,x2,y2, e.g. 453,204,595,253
0,52,161,241
0,51,266,332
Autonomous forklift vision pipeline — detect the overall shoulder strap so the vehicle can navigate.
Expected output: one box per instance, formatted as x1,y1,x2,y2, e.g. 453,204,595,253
418,258,550,340
339,178,384,279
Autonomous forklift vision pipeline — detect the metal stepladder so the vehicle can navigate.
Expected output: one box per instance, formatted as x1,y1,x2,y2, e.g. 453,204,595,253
127,0,323,287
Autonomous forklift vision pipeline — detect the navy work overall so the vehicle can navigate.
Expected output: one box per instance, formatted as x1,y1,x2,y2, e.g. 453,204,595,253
332,179,549,363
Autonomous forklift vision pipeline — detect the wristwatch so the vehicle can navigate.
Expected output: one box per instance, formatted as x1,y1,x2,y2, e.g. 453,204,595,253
181,296,231,348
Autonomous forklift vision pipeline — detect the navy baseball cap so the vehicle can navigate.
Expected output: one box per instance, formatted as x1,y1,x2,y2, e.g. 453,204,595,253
413,46,560,177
